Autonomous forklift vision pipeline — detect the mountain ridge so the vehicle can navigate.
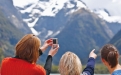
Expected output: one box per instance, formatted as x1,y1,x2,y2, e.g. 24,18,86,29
14,0,121,39
110,29,121,54
43,8,114,64
0,10,24,57
0,0,31,34
0,0,121,65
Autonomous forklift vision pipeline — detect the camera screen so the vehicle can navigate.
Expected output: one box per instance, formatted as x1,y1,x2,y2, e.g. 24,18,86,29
53,38,57,44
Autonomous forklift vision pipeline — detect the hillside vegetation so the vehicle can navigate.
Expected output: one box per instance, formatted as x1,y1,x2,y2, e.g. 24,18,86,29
0,10,24,62
110,29,121,54
53,8,112,64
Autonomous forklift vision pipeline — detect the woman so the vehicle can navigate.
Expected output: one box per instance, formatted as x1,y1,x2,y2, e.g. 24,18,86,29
59,49,97,75
101,44,121,75
1,34,59,75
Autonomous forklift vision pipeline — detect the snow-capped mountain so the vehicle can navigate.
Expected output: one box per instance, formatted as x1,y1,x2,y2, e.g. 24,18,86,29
81,0,121,23
94,9,121,23
0,0,31,34
5,0,121,64
20,0,87,16
14,0,121,24
13,0,121,39
16,0,88,38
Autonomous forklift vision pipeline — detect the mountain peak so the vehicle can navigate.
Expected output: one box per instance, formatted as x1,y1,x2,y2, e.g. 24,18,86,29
19,0,87,16
94,9,121,23
15,0,87,35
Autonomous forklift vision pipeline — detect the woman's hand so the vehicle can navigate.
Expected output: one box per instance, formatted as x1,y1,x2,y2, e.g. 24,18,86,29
40,39,53,52
89,49,97,59
48,44,59,57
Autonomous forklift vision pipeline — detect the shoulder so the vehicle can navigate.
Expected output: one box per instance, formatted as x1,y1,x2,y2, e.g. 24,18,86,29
1,57,12,63
1,57,23,64
32,64,46,75
112,70,121,75
2,57,12,60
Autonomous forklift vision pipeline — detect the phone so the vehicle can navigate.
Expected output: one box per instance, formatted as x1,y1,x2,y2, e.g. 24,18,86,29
53,38,58,44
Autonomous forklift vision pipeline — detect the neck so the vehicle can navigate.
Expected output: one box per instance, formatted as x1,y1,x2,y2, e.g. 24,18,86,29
107,64,121,74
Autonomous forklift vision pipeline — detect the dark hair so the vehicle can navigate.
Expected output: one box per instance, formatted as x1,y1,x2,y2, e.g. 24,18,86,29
101,44,119,68
15,34,41,63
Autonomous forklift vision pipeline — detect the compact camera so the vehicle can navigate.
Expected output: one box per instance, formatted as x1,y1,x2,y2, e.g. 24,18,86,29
53,38,58,44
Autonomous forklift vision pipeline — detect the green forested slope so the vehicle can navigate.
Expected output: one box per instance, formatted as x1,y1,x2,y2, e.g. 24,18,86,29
0,10,24,62
110,29,121,53
52,8,112,64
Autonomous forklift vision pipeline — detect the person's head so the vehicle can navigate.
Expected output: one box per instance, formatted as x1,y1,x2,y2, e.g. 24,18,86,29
101,44,119,68
15,34,41,63
59,51,82,75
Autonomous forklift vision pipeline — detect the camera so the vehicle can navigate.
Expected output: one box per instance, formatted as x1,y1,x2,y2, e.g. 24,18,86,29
53,38,58,44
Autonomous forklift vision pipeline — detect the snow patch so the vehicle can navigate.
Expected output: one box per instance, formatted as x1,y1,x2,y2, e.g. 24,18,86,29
95,9,121,23
66,9,77,15
66,0,87,15
76,0,87,8
19,0,87,16
82,0,121,23
24,17,39,27
13,0,39,8
30,28,41,36
31,9,41,15
66,1,75,8
13,0,87,35
51,31,60,37
23,18,32,22
45,30,53,38
20,3,37,13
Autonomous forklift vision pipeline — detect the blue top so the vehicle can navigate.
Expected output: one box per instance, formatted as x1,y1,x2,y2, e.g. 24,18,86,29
82,57,95,75
112,70,121,75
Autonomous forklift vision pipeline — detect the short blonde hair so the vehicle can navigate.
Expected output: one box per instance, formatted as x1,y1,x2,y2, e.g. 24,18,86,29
15,34,41,63
59,51,82,75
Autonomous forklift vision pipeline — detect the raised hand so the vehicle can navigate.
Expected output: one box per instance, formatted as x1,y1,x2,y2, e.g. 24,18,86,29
48,44,59,57
40,39,53,52
89,49,97,59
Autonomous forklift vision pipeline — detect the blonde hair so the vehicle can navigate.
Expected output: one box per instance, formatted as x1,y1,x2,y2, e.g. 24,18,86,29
15,34,41,63
59,51,82,75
